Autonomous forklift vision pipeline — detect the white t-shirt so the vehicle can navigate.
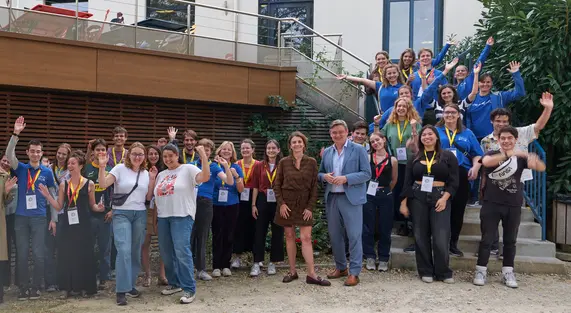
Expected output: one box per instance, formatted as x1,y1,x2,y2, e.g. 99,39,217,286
154,164,202,219
109,164,150,211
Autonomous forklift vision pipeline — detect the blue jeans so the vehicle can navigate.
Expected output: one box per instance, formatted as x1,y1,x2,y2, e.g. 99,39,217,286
362,187,394,262
91,216,112,281
112,210,146,293
326,193,363,276
158,216,196,294
14,215,46,289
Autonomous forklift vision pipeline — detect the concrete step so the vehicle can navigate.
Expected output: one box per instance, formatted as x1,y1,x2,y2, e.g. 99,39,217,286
389,248,567,275
464,205,536,222
391,235,556,258
460,218,542,239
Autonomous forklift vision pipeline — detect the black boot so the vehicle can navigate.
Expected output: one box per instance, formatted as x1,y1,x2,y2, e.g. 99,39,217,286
449,241,464,257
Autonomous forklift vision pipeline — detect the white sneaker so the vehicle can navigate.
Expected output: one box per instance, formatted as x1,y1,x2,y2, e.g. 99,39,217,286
222,268,232,277
377,261,389,272
230,257,241,269
473,266,487,286
258,261,264,268
421,276,434,283
161,285,182,295
267,262,276,275
212,269,221,278
197,270,212,281
179,291,195,304
365,258,376,270
443,278,455,284
250,263,261,277
502,267,518,288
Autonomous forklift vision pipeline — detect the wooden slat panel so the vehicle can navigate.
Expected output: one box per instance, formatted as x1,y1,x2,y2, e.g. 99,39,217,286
0,87,331,162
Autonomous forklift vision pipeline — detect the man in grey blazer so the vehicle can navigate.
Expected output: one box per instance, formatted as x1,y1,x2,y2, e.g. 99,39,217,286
318,120,371,286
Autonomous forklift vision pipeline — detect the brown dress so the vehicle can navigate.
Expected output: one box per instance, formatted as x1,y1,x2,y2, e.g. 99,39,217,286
273,155,318,227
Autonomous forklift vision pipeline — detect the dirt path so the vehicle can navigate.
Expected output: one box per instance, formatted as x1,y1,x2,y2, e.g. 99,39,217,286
2,269,570,313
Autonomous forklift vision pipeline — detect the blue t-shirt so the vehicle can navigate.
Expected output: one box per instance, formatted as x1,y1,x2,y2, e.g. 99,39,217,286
14,162,56,217
195,161,223,199
213,163,244,206
375,82,403,113
436,126,483,170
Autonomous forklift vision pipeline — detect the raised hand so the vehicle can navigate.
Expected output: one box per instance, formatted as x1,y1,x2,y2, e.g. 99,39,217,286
444,57,459,72
38,184,50,198
487,36,495,46
374,114,382,125
508,61,521,73
336,74,348,80
230,167,238,178
98,152,109,168
13,116,26,135
410,119,418,128
473,62,482,74
167,127,178,141
446,33,457,45
149,166,158,180
215,156,229,168
539,92,554,109
4,176,17,194
419,65,428,77
195,145,207,159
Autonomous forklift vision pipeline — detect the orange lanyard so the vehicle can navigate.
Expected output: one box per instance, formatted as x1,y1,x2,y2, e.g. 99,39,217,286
27,169,41,192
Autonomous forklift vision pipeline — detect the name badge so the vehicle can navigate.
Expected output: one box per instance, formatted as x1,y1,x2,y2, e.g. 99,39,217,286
267,189,276,202
218,189,229,203
194,187,199,202
367,181,379,196
421,176,434,192
68,208,79,225
447,148,458,158
26,194,37,210
521,169,533,182
149,198,155,209
240,187,251,201
396,147,407,161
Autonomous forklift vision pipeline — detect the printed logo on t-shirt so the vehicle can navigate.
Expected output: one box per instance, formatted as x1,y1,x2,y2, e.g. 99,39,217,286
488,156,518,193
157,174,178,197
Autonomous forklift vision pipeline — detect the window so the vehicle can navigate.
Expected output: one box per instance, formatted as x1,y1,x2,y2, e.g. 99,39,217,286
383,0,443,59
147,0,194,25
258,0,314,55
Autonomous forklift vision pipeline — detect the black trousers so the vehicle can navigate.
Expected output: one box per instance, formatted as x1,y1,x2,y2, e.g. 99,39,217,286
393,164,408,221
450,166,470,245
253,193,284,263
409,184,452,280
477,201,521,268
233,198,256,254
212,204,240,269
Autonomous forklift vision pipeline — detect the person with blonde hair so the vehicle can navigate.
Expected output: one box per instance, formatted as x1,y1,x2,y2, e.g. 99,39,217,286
211,141,244,278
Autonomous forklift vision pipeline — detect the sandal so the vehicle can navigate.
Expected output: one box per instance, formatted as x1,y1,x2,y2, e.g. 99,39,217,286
282,272,299,283
143,275,151,287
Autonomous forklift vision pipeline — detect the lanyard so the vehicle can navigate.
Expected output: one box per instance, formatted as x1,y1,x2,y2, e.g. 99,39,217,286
240,159,255,184
424,150,436,175
373,154,389,180
445,128,457,147
266,164,277,187
27,169,41,192
67,177,83,207
401,67,412,80
55,166,64,179
377,68,383,82
396,120,409,145
183,150,195,164
112,147,125,166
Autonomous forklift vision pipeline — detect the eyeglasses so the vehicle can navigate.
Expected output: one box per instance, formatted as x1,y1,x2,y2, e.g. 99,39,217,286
131,153,145,158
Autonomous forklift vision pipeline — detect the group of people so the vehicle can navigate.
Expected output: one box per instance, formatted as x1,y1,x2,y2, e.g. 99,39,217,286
336,37,551,287
0,37,554,307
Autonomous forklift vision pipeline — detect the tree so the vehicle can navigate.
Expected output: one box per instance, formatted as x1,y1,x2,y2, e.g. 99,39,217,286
469,0,571,194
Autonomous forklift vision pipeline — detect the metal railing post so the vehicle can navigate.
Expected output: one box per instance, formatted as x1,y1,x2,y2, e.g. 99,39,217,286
135,0,139,48
187,4,191,55
8,0,12,32
75,0,79,40
277,21,281,66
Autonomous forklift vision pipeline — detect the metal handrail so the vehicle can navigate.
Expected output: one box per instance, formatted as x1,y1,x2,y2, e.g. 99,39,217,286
173,0,370,69
524,140,547,241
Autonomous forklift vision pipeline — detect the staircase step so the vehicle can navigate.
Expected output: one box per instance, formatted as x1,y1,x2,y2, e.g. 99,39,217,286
460,218,542,239
390,235,556,258
389,248,567,275
464,206,536,222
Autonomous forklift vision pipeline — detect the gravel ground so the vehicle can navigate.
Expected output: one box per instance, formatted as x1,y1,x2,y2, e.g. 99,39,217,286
2,266,570,313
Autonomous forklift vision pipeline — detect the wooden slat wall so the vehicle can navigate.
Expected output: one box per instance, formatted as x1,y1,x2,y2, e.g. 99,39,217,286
0,87,331,160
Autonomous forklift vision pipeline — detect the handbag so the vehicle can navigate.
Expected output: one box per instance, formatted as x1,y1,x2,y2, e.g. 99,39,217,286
111,170,141,206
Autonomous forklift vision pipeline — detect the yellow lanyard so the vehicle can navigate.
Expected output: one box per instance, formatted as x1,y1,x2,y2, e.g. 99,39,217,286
401,68,412,80
445,128,457,147
266,164,277,187
424,150,436,175
240,159,255,184
396,120,409,145
183,150,195,164
67,177,83,207
377,68,383,82
112,147,125,166
55,166,64,178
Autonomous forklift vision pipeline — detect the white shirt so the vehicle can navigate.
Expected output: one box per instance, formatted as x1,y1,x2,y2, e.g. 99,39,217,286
154,164,202,219
109,164,150,211
331,140,348,193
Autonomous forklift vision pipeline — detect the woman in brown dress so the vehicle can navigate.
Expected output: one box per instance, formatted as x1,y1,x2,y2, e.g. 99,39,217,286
274,131,330,286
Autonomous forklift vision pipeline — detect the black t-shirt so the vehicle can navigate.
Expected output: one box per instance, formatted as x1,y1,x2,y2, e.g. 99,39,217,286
482,150,528,207
370,154,392,187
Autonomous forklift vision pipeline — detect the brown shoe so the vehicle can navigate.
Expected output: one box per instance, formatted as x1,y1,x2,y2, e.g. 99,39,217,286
282,272,299,283
306,275,331,286
327,268,348,279
344,275,359,286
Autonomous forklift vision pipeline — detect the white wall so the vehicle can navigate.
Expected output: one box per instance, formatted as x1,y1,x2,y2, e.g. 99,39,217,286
443,0,484,42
